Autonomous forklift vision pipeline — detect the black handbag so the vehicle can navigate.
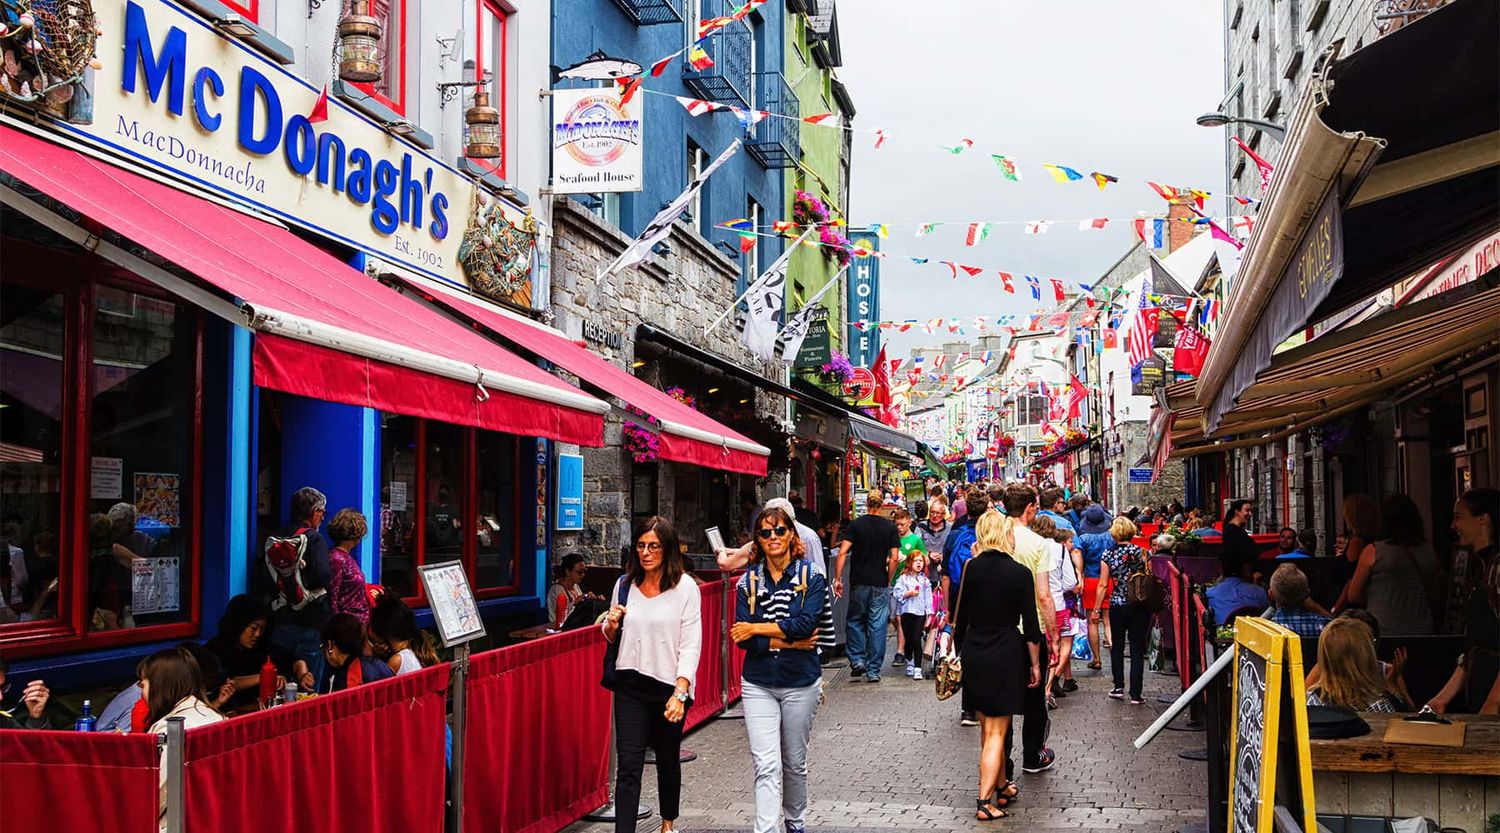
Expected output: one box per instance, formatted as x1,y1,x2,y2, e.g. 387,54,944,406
599,577,632,691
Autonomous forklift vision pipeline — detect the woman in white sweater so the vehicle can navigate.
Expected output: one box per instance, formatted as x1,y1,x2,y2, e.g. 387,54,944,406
601,517,702,833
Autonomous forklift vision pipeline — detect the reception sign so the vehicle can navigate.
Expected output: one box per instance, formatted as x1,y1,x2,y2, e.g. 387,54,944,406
550,87,643,194
48,0,530,290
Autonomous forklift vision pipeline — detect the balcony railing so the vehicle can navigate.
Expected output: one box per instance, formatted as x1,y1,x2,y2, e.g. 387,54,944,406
746,72,799,169
609,0,684,26
681,4,751,107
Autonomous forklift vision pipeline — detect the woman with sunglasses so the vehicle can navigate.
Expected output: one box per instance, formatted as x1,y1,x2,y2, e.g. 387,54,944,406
601,517,702,833
729,506,828,833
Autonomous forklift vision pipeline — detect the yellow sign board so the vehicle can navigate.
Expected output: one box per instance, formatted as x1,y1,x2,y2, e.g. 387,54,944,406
1227,617,1316,833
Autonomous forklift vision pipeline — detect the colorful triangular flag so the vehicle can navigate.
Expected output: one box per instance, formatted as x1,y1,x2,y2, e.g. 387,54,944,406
991,155,1022,181
1041,163,1084,184
308,85,329,123
1024,221,1051,235
1090,172,1118,190
942,138,975,154
965,223,990,246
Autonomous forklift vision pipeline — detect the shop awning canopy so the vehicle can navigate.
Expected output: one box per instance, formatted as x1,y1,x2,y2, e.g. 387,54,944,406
847,412,921,456
1169,278,1500,457
404,282,770,476
0,124,606,446
1195,0,1499,432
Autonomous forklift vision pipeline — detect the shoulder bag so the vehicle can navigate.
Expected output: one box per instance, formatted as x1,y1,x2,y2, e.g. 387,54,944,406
1124,550,1166,612
598,577,633,691
934,562,968,701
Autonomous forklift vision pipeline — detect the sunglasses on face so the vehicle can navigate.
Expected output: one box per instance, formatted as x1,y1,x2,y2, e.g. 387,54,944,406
757,526,791,539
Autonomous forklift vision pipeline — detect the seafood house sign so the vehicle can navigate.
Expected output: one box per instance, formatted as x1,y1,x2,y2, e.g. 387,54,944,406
50,0,527,288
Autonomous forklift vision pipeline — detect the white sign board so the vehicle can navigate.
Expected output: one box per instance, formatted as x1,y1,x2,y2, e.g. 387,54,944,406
91,457,123,500
418,561,486,647
130,557,180,614
550,88,644,194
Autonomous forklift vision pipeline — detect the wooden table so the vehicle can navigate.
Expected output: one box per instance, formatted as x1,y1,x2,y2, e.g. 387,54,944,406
1310,713,1500,829
508,624,558,641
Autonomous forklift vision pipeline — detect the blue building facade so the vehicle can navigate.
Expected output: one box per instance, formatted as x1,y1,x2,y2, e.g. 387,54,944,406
550,0,789,287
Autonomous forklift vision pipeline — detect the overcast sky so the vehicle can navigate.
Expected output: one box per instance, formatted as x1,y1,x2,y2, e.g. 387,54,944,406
836,0,1226,360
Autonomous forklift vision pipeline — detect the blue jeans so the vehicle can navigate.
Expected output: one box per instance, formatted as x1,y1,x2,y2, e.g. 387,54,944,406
270,622,325,690
845,584,890,677
742,680,821,833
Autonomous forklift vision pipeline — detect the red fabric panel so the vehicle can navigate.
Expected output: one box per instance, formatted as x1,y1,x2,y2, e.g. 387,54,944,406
726,575,746,704
658,432,768,478
425,288,768,476
182,664,449,833
464,627,611,833
254,334,602,446
0,730,160,833
685,579,726,731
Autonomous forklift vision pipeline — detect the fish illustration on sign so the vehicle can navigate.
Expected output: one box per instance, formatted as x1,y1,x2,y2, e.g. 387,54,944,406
557,50,643,81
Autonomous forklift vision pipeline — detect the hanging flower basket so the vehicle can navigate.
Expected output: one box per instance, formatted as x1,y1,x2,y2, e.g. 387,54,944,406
791,190,851,266
994,434,1016,457
818,351,855,386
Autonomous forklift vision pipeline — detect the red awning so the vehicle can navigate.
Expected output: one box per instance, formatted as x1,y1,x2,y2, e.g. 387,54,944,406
0,124,605,446
414,284,771,477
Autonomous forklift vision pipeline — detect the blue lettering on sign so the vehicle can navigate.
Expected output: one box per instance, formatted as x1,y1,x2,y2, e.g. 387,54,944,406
118,0,451,242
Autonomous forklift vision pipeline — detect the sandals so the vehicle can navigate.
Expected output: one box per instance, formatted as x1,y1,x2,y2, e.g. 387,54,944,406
1087,660,1102,670
976,797,1008,820
998,781,1019,804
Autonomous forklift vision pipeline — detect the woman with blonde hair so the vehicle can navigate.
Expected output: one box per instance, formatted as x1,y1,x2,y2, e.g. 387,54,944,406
952,510,1042,821
1306,617,1410,712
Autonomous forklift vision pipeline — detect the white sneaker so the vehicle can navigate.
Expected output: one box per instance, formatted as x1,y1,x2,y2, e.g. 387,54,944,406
904,665,916,678
912,668,924,681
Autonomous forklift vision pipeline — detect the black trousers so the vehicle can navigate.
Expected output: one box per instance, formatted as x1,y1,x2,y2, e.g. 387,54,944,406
1003,671,1049,778
899,613,926,663
613,688,685,831
1109,604,1152,699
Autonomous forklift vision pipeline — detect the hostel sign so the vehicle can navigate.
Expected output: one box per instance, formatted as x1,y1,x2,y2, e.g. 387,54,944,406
51,0,526,289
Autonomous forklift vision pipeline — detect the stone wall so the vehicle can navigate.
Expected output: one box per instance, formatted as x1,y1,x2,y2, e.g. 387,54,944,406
548,198,787,566
1103,421,1184,510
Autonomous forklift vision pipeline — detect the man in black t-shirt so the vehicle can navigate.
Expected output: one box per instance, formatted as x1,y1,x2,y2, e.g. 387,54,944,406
835,493,900,682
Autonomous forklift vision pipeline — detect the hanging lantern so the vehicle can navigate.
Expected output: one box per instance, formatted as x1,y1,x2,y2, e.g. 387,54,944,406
337,0,382,83
464,86,501,159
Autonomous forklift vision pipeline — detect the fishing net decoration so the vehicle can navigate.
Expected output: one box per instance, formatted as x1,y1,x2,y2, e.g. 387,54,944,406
0,0,99,107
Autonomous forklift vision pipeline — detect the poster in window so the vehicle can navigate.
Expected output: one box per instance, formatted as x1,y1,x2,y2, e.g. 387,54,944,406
130,557,180,615
91,457,123,500
388,481,408,512
418,561,486,647
134,472,181,528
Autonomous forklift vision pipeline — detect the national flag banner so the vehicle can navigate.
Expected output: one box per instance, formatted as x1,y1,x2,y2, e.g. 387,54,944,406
1042,163,1084,183
1047,311,1070,329
730,107,767,131
1027,314,1042,331
1079,217,1109,230
651,48,686,76
998,272,1015,293
803,112,837,125
609,141,741,280
1173,326,1212,377
1232,215,1255,237
991,155,1022,180
942,138,975,154
956,352,970,366
1067,375,1088,420
1025,276,1041,300
1232,195,1254,206
1080,311,1099,327
890,358,904,374
872,224,889,238
910,257,928,264
1134,217,1166,248
959,264,985,277
1208,219,1243,249
981,350,993,365
913,355,925,369
873,129,886,149
1090,172,1119,190
676,96,723,117
1198,299,1218,326
965,222,990,246
1190,189,1211,210
1024,220,1051,235
308,85,329,123
1231,135,1275,193
1146,181,1179,202
1050,279,1066,303
916,223,941,237
1126,278,1159,372
688,44,715,71
1040,420,1059,440
932,354,947,371
941,261,959,279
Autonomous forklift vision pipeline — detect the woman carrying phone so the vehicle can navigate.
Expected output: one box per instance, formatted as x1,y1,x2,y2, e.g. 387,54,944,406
730,506,829,833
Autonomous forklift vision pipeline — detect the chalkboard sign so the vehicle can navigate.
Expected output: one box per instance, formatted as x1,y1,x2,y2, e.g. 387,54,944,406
1227,617,1316,833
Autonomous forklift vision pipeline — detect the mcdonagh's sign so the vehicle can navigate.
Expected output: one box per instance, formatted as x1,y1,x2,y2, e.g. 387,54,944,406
550,87,643,194
50,0,526,288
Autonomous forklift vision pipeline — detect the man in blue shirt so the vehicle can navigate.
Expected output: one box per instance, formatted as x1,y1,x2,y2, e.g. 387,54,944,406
1275,529,1318,561
1037,487,1076,535
1206,553,1270,626
1267,563,1330,638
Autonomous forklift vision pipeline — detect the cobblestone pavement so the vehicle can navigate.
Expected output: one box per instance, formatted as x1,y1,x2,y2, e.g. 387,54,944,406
564,638,1209,833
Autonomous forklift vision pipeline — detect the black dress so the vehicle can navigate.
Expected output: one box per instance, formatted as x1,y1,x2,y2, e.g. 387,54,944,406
953,549,1043,717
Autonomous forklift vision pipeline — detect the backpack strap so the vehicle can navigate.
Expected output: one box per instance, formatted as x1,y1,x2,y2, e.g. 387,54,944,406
614,576,630,606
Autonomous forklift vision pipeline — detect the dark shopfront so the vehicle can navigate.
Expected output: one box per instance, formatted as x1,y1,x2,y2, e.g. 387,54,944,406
0,126,612,686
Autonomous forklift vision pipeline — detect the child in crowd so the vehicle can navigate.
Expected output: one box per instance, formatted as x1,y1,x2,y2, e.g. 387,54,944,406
891,508,928,667
319,613,395,692
367,593,441,676
895,553,933,680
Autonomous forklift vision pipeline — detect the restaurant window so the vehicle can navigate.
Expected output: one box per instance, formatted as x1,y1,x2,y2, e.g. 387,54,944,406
220,0,258,23
476,0,509,178
0,254,202,656
377,416,523,604
686,140,706,234
353,0,406,114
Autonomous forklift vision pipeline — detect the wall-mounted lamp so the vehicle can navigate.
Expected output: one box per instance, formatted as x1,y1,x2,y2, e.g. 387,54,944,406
384,119,417,137
337,0,383,83
464,87,502,159
213,12,257,38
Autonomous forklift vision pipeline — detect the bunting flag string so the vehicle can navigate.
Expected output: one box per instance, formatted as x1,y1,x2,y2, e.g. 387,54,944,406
848,301,1220,337
717,213,1248,238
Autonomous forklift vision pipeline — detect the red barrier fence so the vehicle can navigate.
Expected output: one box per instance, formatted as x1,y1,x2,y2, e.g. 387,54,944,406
1,729,161,833
686,579,727,731
463,625,612,833
183,663,450,833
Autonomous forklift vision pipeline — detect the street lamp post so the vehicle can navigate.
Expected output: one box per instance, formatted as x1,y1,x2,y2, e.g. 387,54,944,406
1194,112,1287,143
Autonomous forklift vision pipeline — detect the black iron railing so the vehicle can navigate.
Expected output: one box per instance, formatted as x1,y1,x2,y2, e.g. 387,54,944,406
609,0,684,26
746,72,799,169
681,2,751,107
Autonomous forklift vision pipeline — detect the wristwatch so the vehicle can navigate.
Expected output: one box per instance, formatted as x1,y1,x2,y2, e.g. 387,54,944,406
673,690,689,703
